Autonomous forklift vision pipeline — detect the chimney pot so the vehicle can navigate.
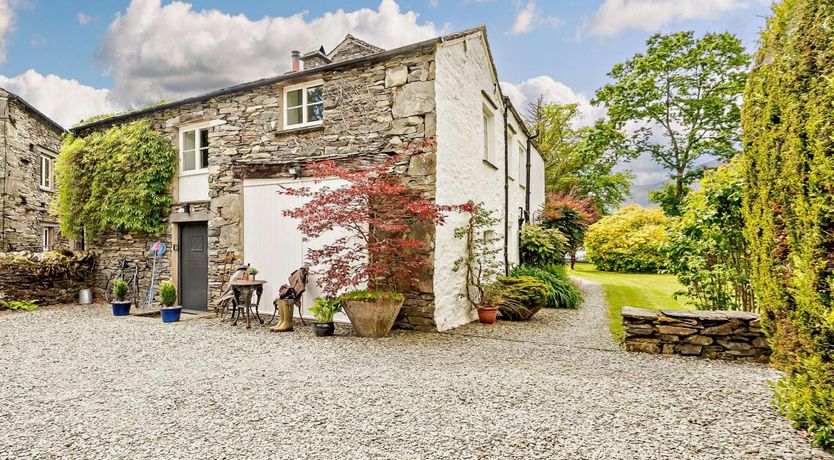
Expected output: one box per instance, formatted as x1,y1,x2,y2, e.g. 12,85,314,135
291,50,301,72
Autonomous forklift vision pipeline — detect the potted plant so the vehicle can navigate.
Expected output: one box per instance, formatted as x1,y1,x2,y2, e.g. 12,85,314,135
452,202,504,324
477,284,501,324
247,267,259,281
281,139,462,338
309,297,343,337
159,280,182,323
111,279,131,316
339,291,405,338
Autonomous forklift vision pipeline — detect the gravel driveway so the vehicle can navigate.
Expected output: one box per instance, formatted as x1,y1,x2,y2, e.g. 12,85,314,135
0,280,828,460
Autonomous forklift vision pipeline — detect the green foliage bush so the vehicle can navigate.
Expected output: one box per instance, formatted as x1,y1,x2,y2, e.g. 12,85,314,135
488,275,552,320
741,0,834,447
159,280,177,307
510,265,582,309
111,279,129,302
519,225,567,267
310,298,343,323
0,298,38,311
664,158,755,311
584,205,673,273
55,120,178,239
340,290,404,303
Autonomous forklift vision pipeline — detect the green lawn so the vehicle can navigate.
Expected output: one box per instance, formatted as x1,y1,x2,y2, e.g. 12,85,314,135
569,262,693,342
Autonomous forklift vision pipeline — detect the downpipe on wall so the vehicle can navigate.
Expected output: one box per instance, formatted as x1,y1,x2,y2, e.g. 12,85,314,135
503,97,510,276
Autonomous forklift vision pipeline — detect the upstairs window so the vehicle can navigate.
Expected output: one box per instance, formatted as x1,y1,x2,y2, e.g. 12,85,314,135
179,126,210,173
483,105,495,166
284,81,324,129
39,149,56,190
518,141,526,187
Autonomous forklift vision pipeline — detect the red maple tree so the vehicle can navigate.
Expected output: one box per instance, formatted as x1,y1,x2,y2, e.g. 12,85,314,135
281,138,467,297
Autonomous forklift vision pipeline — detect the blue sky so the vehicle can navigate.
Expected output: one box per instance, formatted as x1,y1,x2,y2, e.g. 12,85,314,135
0,0,773,192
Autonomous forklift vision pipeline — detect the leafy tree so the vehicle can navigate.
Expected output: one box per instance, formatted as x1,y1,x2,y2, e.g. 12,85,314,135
525,100,634,214
584,204,673,273
594,31,751,201
281,139,461,297
664,158,754,311
539,190,598,269
648,181,690,217
741,0,834,448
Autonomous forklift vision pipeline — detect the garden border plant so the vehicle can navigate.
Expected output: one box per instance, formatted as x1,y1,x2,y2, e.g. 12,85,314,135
741,0,834,448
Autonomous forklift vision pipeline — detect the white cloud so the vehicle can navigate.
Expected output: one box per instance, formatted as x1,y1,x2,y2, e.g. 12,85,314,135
589,0,764,37
0,70,124,128
510,2,536,35
77,12,93,25
0,0,18,63
101,0,441,106
500,76,605,127
509,1,561,36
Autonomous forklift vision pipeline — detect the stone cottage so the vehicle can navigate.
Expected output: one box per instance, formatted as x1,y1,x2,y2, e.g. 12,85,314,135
71,27,545,331
0,89,67,252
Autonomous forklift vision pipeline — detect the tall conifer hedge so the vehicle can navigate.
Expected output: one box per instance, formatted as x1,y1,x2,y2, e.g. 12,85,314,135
741,0,834,448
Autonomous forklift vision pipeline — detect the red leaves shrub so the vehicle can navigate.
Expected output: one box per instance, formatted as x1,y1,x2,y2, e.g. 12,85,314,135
281,139,463,297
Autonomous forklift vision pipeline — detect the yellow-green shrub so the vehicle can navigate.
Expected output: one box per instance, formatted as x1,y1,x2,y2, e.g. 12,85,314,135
584,205,673,273
741,0,834,448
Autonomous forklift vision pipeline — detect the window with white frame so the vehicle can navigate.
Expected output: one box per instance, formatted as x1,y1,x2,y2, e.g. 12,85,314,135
283,81,323,129
508,127,517,180
179,126,210,173
483,105,495,165
518,141,526,187
42,227,53,252
39,149,55,190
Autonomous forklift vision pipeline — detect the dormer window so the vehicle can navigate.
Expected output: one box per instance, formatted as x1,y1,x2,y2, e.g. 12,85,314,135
283,81,324,129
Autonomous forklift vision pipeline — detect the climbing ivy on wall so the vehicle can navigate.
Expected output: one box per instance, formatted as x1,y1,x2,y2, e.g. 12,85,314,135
741,0,834,448
55,121,177,239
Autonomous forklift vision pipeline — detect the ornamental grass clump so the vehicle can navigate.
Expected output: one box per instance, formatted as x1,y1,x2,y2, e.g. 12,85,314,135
741,0,834,448
510,264,582,309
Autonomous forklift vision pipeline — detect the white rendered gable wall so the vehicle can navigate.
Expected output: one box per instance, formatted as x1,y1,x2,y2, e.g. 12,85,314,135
433,32,545,331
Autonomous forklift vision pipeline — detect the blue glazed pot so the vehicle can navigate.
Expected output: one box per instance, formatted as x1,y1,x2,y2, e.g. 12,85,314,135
111,301,131,316
160,306,182,323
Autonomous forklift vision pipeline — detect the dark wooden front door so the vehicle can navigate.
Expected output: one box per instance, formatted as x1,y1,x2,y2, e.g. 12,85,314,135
179,223,208,311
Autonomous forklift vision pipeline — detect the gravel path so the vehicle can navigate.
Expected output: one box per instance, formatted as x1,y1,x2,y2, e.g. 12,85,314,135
0,281,828,459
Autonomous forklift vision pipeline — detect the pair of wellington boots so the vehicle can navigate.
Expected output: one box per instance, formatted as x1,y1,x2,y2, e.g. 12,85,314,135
270,299,294,332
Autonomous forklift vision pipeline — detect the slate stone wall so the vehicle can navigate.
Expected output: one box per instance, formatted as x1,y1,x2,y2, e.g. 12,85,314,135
0,252,95,305
76,45,441,329
0,93,66,252
622,307,770,363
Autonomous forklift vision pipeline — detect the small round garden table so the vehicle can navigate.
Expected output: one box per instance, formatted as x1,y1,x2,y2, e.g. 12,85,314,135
230,279,266,329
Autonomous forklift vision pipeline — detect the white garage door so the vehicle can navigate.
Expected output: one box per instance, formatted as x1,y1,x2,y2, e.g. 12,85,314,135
243,177,353,322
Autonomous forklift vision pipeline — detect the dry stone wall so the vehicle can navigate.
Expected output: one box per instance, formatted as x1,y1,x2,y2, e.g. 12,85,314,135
76,45,441,329
622,307,770,363
0,252,94,305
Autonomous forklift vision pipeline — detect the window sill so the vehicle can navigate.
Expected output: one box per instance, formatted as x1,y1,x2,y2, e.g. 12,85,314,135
278,123,324,135
179,169,209,177
482,159,498,170
38,186,53,193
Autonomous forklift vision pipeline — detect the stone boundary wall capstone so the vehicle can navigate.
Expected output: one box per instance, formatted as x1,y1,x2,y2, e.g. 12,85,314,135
621,306,770,363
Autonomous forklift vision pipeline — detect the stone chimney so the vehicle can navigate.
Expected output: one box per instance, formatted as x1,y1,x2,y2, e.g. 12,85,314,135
291,50,301,72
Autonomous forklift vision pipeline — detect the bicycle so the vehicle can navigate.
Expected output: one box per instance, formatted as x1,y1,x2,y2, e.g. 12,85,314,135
104,257,143,306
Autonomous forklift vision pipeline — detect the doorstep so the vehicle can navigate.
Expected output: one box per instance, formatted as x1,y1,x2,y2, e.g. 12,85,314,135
129,309,214,321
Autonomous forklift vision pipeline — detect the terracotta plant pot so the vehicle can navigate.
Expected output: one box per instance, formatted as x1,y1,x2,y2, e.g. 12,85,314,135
477,307,498,324
342,296,404,338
